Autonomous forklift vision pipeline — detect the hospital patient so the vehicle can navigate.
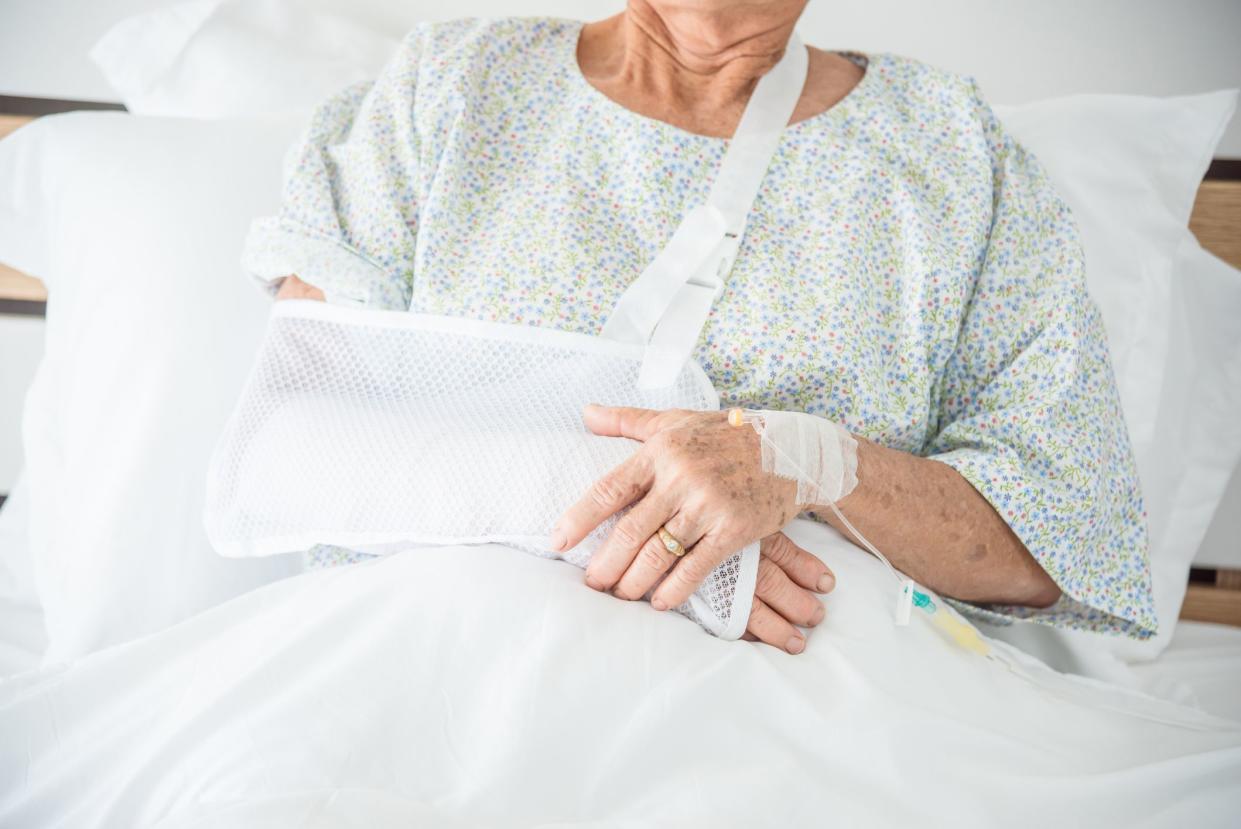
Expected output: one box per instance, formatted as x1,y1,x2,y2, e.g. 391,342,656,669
245,0,1156,653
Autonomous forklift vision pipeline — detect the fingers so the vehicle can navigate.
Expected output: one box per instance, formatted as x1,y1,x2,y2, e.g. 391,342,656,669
552,452,654,552
760,532,836,594
649,533,733,611
754,557,826,629
610,511,705,601
746,596,807,655
584,493,685,593
582,405,717,441
581,405,672,441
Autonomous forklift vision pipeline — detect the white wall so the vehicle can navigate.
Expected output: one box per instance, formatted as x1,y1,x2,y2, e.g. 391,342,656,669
1198,468,1241,570
1,0,1239,153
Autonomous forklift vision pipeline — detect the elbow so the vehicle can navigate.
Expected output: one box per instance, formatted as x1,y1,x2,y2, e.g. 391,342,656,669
957,551,1062,609
1016,567,1061,609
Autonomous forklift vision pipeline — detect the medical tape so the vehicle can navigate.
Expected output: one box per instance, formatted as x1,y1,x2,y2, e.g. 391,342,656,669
728,407,992,654
728,408,858,506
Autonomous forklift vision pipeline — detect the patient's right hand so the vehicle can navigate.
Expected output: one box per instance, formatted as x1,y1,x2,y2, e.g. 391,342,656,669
275,274,325,301
743,532,833,655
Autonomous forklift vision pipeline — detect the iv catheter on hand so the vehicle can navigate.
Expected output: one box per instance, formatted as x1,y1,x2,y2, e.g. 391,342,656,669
728,407,991,657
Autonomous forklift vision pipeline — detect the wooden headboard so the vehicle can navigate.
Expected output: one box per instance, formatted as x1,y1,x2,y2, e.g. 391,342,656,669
1,94,1239,626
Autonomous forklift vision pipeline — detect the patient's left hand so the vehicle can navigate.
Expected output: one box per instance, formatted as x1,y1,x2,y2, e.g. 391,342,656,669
552,405,833,654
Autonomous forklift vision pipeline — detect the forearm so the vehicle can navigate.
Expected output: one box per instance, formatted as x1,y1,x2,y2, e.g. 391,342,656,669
811,437,1061,608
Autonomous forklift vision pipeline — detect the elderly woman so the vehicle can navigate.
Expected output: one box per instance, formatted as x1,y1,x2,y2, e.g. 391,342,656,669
245,1,1155,653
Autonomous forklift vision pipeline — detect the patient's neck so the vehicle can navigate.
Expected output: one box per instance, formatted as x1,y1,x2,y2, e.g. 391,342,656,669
577,1,861,139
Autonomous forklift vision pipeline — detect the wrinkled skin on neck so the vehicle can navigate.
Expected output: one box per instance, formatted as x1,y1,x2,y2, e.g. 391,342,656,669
576,0,863,138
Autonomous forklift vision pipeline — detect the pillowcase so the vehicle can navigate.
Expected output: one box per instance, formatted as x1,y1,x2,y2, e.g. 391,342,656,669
1142,237,1241,624
993,90,1239,660
90,0,399,118
0,112,304,662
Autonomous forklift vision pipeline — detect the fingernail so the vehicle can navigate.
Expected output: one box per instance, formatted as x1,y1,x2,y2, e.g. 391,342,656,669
651,597,668,611
550,529,567,551
786,635,805,655
811,604,826,625
816,573,835,593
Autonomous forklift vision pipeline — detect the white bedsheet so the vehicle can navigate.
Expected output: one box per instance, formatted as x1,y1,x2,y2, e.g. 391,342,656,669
1129,620,1241,722
2,519,1240,827
0,478,45,677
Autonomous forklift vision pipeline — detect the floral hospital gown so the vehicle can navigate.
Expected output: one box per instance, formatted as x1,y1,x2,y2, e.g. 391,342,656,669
242,17,1156,638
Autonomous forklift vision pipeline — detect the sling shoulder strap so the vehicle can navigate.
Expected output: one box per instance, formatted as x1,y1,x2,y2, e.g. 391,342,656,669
600,33,809,389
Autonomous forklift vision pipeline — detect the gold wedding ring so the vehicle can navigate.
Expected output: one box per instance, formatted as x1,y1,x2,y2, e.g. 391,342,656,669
657,526,687,557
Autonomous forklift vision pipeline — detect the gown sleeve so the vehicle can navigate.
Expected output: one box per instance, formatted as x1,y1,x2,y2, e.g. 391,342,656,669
925,84,1158,639
241,30,424,310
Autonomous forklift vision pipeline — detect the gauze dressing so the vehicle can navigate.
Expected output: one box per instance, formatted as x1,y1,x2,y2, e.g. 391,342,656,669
728,408,858,505
730,407,992,656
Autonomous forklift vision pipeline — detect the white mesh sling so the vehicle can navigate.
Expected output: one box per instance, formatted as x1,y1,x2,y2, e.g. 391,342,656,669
205,36,810,640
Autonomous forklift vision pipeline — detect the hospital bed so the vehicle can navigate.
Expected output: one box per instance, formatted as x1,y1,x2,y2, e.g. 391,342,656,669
2,9,1241,824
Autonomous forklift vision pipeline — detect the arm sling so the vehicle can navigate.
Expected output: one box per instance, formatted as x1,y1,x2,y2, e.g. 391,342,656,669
205,37,810,640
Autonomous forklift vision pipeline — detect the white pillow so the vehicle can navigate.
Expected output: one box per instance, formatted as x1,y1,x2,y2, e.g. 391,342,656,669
993,90,1239,659
1146,238,1241,620
90,0,399,118
0,113,303,662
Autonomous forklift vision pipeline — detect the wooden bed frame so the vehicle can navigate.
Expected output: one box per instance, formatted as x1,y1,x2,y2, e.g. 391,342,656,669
1,94,1239,627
